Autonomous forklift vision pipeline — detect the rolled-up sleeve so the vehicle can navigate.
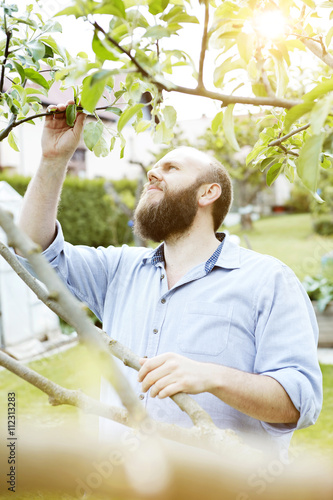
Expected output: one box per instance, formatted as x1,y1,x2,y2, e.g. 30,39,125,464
253,261,323,435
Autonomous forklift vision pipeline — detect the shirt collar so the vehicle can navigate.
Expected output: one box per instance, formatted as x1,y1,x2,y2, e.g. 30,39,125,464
142,232,240,271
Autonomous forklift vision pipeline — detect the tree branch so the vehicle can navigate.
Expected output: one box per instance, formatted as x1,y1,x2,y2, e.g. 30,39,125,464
299,35,333,69
92,20,301,110
197,0,209,89
268,123,310,147
0,208,147,426
0,219,223,432
0,28,11,92
0,350,128,424
0,113,17,141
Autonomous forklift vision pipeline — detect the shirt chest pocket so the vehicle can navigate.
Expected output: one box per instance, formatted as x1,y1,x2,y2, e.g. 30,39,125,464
177,301,233,356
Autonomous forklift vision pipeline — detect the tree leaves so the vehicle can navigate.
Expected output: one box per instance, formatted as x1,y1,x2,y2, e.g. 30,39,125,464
117,104,144,132
66,104,77,128
83,121,104,151
24,68,49,89
223,104,240,152
297,133,324,195
81,74,106,114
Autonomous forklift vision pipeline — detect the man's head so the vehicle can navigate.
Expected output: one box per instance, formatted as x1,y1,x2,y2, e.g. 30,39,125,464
133,147,233,242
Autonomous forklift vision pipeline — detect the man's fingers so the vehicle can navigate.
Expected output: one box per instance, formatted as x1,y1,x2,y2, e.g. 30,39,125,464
140,363,172,393
137,355,167,382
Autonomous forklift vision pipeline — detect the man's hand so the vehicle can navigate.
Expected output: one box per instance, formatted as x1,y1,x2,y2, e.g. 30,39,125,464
138,353,210,399
41,100,86,163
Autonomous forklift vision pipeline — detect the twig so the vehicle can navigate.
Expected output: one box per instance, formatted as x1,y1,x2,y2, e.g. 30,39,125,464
268,123,310,147
197,0,209,90
0,29,11,92
0,350,128,424
92,21,151,80
0,208,147,426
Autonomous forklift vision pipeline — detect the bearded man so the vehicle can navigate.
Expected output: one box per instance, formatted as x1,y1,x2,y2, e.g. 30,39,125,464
17,101,322,452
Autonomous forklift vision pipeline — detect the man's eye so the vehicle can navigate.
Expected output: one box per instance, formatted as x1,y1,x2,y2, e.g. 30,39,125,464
169,165,177,170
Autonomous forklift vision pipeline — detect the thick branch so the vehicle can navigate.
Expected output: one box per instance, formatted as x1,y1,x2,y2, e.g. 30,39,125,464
268,123,310,147
0,208,146,426
301,36,333,69
0,224,220,431
0,350,128,424
197,0,209,89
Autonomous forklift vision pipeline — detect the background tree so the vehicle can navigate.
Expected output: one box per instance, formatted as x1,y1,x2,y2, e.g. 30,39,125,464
1,0,333,202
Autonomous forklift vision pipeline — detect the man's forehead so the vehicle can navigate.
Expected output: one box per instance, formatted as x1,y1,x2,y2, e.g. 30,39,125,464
153,148,210,171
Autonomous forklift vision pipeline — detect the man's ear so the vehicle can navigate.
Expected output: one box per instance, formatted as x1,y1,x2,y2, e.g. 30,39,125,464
198,183,221,208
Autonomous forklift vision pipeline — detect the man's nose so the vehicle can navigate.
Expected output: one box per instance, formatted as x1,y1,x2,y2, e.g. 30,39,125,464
147,168,162,182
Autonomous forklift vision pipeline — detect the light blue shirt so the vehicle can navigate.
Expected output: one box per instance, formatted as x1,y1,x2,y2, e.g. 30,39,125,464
30,222,322,450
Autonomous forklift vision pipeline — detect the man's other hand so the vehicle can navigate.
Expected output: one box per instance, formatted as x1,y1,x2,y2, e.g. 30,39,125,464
138,353,209,399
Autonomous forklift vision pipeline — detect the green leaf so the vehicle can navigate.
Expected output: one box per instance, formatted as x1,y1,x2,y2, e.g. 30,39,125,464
24,68,49,89
27,40,45,62
135,120,151,133
284,162,295,183
326,25,333,47
284,102,314,132
66,104,77,127
92,33,118,61
300,0,316,7
8,131,19,152
163,105,177,128
213,57,246,87
223,104,240,152
83,121,104,151
246,145,269,165
93,136,109,157
55,5,83,17
149,0,169,15
81,74,106,114
39,35,67,60
297,133,324,193
12,61,25,84
93,0,126,17
105,106,122,116
117,103,144,132
154,121,174,144
303,77,333,102
310,94,333,134
237,32,254,64
258,156,281,172
211,111,223,134
272,55,288,98
143,26,171,38
266,163,283,186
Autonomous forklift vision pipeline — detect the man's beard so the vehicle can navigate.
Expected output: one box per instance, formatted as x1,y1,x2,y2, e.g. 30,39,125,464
133,181,202,242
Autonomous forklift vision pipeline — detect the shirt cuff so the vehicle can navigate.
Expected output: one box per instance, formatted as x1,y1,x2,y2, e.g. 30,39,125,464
260,367,322,435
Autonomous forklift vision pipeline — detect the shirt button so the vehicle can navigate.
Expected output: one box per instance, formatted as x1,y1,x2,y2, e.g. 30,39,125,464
153,328,158,334
161,274,165,279
161,298,166,304
139,394,145,400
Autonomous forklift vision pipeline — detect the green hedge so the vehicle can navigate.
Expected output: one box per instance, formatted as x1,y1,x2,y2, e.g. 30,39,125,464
0,174,137,247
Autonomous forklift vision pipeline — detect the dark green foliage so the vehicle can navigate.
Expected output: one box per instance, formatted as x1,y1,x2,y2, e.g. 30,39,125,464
0,174,136,247
284,182,311,213
313,217,333,236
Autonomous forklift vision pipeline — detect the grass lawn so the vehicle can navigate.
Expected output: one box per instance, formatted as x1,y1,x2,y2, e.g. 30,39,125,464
226,213,333,281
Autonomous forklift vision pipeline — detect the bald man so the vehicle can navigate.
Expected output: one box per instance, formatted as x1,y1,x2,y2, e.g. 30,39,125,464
18,102,322,452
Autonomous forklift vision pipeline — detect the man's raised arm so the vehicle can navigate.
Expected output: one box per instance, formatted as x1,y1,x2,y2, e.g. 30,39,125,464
18,101,86,251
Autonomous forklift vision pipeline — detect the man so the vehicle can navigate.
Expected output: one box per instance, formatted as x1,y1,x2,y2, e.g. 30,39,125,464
18,101,322,451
